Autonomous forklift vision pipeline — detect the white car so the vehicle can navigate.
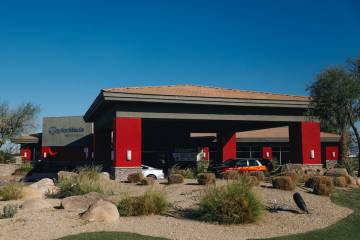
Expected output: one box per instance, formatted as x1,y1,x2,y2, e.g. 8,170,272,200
141,165,165,179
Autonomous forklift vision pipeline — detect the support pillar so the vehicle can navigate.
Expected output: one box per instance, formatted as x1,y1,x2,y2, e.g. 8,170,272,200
289,122,321,169
217,130,236,162
113,117,142,181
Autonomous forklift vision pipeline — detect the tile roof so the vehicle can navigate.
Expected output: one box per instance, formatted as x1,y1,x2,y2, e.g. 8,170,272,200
104,84,309,101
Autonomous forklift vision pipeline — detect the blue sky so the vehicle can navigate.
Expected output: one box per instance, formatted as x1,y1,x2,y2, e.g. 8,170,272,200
0,0,359,124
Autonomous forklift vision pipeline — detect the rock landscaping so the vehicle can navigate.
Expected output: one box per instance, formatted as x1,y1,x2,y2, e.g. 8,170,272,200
80,199,119,223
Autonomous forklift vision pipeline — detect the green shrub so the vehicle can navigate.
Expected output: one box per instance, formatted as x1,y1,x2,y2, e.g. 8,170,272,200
221,170,240,180
272,176,295,191
127,172,144,183
117,190,168,216
13,163,33,176
313,177,334,196
0,204,18,219
199,175,263,224
196,160,209,175
54,166,105,198
197,173,216,185
168,174,184,184
0,151,14,164
0,182,24,200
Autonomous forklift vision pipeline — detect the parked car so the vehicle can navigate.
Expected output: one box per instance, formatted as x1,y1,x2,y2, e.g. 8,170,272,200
141,165,165,179
212,159,267,175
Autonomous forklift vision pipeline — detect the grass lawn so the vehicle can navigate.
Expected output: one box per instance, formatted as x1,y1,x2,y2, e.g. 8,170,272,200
258,188,360,240
58,231,170,240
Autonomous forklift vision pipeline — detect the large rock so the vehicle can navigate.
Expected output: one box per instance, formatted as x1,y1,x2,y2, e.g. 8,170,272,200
61,192,107,212
21,198,52,210
29,178,57,195
80,199,119,222
357,178,360,186
57,171,78,181
22,186,44,200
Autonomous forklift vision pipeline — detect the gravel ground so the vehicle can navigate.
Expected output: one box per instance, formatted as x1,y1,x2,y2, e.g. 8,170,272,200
0,179,353,240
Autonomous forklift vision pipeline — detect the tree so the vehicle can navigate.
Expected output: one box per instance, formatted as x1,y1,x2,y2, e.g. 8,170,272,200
0,102,40,148
308,61,360,176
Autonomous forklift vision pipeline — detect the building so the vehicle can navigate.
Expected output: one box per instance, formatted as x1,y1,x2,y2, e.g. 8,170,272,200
12,85,340,180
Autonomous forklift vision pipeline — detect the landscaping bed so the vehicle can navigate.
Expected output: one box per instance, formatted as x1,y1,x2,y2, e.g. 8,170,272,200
0,177,353,240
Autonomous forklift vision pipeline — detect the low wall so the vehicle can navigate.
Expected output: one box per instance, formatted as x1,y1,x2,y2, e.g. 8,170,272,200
0,163,20,177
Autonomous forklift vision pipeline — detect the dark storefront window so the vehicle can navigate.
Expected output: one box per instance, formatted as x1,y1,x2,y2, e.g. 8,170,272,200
237,145,261,159
272,145,290,165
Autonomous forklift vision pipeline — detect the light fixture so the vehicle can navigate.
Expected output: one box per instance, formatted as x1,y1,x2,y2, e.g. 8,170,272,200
310,150,315,159
126,150,132,161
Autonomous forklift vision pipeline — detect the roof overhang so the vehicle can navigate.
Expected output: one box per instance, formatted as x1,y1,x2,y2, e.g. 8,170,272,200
84,90,310,122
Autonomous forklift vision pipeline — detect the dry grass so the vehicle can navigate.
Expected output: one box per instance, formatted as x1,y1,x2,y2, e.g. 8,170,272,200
272,176,296,191
313,177,334,196
0,182,24,200
168,174,184,184
333,177,348,187
117,190,168,216
140,177,156,185
127,172,144,183
221,170,240,180
197,173,216,185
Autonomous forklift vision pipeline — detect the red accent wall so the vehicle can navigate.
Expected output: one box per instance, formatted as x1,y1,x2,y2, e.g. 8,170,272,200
301,122,321,164
114,117,142,167
262,146,272,160
203,147,210,161
325,145,339,161
20,147,31,161
218,131,236,161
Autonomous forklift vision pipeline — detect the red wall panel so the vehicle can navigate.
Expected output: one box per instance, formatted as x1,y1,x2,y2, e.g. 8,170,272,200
262,146,272,160
218,131,236,161
203,147,210,161
114,117,142,167
325,145,339,161
301,122,321,165
20,147,31,161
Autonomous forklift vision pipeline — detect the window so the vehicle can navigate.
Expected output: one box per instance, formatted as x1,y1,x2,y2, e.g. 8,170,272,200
142,166,148,170
248,160,258,166
224,160,236,167
237,160,248,167
236,145,261,159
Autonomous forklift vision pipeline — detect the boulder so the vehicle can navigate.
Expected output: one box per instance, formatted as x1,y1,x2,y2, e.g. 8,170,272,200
57,171,78,181
22,186,44,200
80,199,119,222
61,192,108,212
357,178,360,186
29,178,57,195
21,198,52,210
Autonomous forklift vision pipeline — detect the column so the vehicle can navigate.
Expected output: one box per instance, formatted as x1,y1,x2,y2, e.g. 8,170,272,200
113,117,142,180
217,130,236,162
289,122,321,166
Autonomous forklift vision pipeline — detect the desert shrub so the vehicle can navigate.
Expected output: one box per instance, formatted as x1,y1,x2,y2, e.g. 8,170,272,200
199,176,263,224
0,182,24,200
168,174,184,184
54,167,106,198
140,177,156,185
77,165,102,181
333,176,348,187
0,204,18,219
0,151,14,164
169,165,195,179
313,176,334,196
127,172,144,183
197,173,216,185
305,176,331,188
250,171,265,181
272,176,295,191
117,190,168,216
13,163,33,176
196,160,209,175
280,171,298,183
221,170,240,180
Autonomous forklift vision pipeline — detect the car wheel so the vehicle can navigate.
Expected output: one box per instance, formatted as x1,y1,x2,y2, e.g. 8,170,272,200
147,174,157,179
